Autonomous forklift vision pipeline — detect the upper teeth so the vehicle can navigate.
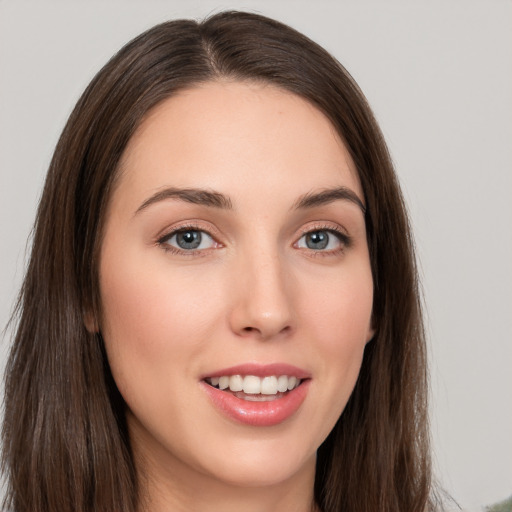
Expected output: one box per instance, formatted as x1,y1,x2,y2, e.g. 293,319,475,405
207,375,300,395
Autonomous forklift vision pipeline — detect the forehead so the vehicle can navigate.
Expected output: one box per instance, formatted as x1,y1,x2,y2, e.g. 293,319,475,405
115,80,362,209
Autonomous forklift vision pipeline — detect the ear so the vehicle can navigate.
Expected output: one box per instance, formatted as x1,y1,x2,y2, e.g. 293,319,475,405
366,318,376,344
83,310,99,333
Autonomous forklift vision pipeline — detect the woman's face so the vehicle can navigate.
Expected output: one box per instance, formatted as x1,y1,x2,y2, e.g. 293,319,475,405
98,81,374,492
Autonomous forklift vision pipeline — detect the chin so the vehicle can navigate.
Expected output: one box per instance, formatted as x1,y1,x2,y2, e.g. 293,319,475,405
196,434,317,488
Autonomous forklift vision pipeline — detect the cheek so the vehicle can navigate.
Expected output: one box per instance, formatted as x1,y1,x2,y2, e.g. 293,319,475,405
304,263,373,349
98,256,222,396
300,262,373,419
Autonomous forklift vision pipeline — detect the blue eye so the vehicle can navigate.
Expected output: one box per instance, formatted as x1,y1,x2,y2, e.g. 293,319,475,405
163,229,215,251
297,230,344,251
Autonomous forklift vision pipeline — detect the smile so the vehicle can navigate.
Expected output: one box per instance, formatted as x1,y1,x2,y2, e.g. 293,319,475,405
201,364,310,426
204,375,302,399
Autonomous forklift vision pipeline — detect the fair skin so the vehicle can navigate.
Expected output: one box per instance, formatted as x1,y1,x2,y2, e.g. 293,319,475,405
97,81,374,512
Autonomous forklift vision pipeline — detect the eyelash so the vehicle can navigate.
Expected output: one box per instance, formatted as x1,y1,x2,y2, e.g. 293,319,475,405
157,222,218,256
156,222,351,257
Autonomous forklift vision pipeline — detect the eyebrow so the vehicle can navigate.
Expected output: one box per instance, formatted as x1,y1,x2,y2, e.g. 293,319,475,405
135,187,233,215
293,187,366,214
134,185,365,216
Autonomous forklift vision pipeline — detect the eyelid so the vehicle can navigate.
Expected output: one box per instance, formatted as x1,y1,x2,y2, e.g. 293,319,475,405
155,219,221,240
296,221,350,239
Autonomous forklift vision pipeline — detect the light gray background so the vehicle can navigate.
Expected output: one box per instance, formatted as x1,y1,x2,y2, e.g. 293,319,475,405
1,1,511,510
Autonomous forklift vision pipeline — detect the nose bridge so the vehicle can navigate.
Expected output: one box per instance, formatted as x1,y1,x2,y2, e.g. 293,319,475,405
229,239,295,339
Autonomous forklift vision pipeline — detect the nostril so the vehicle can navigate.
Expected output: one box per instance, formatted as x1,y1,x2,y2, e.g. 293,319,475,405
240,324,292,338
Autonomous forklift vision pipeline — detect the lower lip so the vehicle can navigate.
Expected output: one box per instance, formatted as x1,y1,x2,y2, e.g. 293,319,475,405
201,380,310,427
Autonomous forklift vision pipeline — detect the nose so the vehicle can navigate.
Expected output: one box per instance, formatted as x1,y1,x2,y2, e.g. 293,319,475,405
228,249,295,340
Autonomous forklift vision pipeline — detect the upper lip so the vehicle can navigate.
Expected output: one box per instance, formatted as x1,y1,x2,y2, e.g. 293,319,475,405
200,363,311,380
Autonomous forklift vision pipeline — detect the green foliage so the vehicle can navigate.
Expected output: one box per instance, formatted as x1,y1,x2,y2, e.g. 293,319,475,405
485,495,512,512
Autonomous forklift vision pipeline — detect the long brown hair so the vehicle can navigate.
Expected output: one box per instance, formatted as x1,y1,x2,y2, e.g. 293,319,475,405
2,11,439,512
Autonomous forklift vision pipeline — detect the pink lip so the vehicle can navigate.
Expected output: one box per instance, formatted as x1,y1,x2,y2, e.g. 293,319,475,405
200,363,311,427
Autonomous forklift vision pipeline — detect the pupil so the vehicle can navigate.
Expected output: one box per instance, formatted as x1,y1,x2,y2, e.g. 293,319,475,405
177,230,201,249
306,231,328,250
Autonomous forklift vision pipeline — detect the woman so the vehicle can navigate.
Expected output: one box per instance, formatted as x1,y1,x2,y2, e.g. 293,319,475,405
2,10,440,512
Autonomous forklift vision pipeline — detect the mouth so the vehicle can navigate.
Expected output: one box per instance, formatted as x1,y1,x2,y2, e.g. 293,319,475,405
203,374,303,402
201,364,311,426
